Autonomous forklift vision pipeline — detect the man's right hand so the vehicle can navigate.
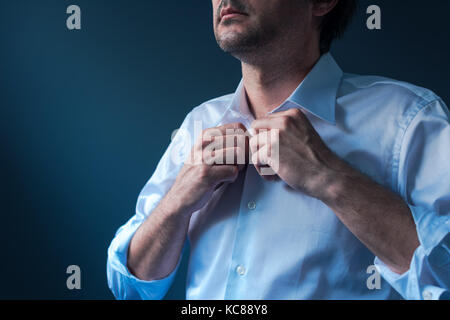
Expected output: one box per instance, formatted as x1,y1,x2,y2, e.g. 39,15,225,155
166,122,249,216
127,122,249,281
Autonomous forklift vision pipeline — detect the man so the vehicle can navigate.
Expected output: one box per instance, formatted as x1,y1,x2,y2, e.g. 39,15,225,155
107,0,450,300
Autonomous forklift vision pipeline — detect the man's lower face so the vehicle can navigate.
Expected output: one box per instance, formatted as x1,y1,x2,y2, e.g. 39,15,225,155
216,15,250,43
215,15,268,55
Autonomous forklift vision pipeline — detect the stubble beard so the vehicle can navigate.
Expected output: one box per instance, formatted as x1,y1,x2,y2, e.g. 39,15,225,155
215,20,279,64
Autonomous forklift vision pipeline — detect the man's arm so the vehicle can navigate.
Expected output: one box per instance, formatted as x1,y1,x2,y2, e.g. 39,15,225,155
250,106,445,278
126,193,193,282
106,112,195,300
250,108,418,273
126,122,248,281
107,114,248,299
318,160,419,274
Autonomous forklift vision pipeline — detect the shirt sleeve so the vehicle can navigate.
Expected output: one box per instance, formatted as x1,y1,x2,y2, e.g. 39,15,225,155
106,111,194,300
374,99,450,300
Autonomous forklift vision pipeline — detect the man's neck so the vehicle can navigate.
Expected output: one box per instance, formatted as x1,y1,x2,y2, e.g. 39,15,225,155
241,48,321,119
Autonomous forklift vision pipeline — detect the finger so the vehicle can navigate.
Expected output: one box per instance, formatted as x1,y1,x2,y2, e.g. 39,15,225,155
193,133,248,164
201,133,249,149
221,146,246,166
253,163,276,182
249,131,271,156
202,133,250,166
258,166,278,181
251,144,271,167
251,144,278,177
254,163,262,176
200,127,249,156
195,123,246,150
204,147,246,166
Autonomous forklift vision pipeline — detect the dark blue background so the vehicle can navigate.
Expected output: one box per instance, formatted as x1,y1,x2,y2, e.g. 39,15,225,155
1,0,449,299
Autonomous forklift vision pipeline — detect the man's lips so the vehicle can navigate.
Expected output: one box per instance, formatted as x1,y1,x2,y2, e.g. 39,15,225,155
220,7,248,21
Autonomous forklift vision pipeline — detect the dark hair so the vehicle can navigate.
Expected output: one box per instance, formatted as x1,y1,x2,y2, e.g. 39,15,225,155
314,0,357,54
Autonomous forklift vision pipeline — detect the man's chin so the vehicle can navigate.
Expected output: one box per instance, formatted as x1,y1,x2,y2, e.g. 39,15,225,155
215,24,264,58
217,22,247,36
217,38,248,54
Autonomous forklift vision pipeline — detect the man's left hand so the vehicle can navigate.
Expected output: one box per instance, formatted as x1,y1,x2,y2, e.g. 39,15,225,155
250,108,344,200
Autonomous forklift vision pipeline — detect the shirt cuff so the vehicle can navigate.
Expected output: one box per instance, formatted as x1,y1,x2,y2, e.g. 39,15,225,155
107,218,183,300
374,205,450,300
374,253,448,300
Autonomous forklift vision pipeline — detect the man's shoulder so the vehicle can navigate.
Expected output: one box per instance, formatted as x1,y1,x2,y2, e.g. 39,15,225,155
341,72,441,107
193,92,235,111
184,92,235,128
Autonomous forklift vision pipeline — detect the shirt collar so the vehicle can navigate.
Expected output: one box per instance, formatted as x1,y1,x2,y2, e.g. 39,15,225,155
229,53,343,125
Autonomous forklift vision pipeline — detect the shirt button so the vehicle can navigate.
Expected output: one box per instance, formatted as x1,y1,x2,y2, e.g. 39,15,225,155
236,265,246,276
423,290,433,300
247,201,256,210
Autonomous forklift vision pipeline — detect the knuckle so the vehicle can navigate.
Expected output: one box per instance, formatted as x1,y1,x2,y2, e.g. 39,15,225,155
281,116,291,127
235,122,246,131
250,120,260,130
204,127,222,138
202,128,212,136
201,132,212,143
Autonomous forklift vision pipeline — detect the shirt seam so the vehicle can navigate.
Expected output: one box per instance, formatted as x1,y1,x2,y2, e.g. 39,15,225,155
391,98,442,196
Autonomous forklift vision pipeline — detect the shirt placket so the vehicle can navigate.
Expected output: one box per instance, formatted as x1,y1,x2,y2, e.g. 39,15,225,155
223,164,262,299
